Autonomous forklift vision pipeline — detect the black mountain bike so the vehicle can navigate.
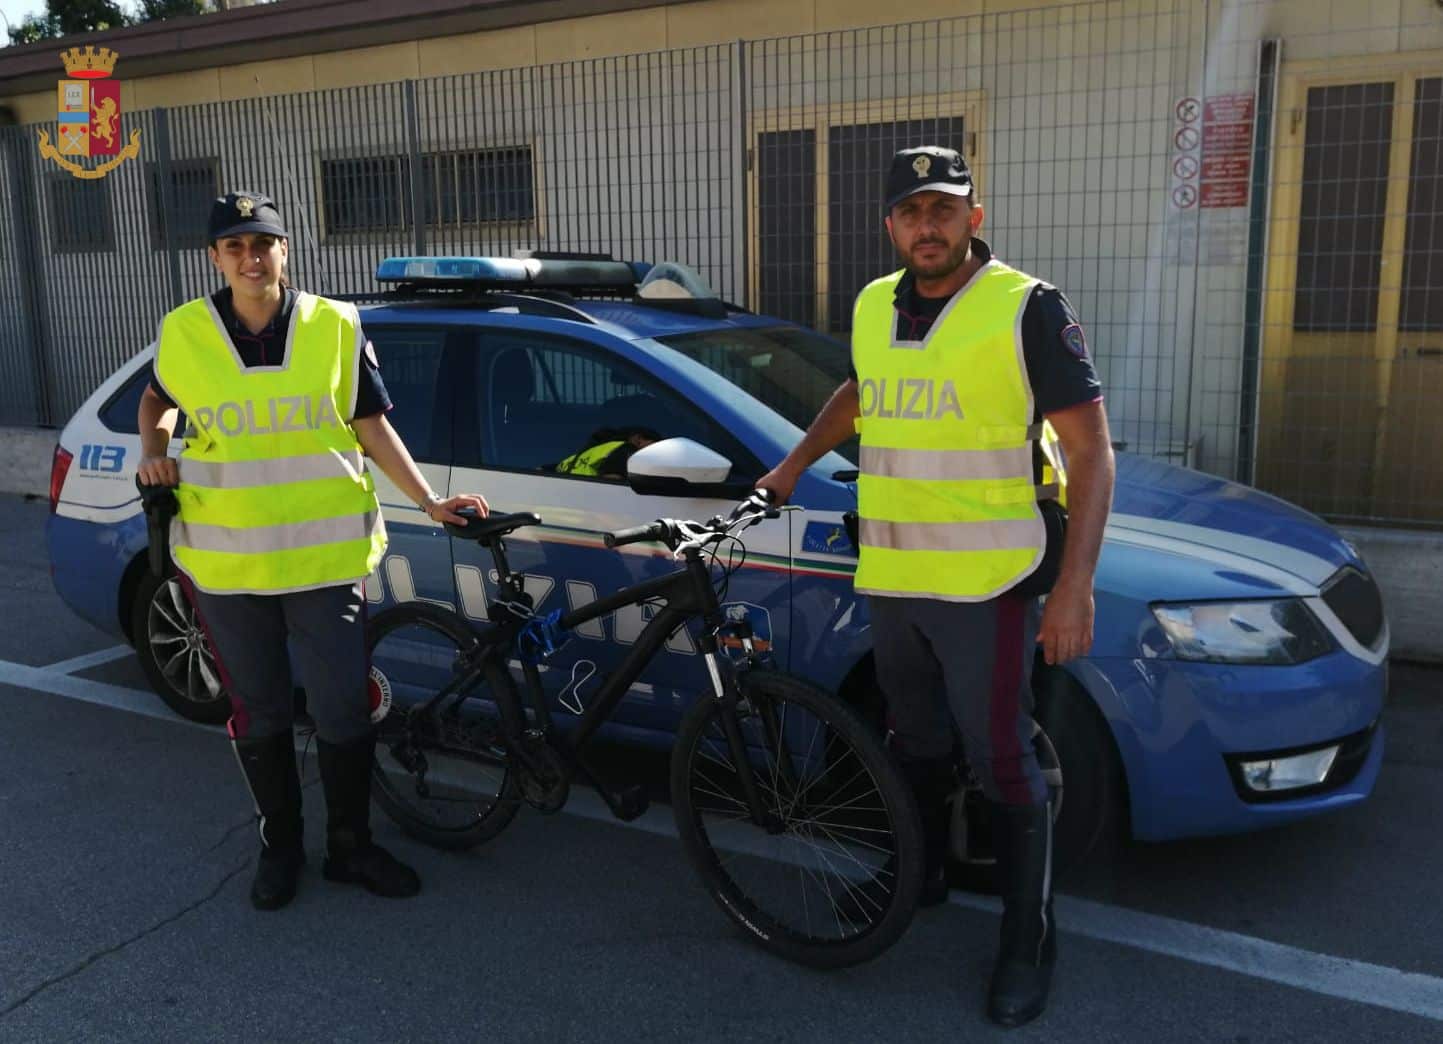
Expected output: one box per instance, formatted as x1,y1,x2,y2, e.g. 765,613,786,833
365,491,924,968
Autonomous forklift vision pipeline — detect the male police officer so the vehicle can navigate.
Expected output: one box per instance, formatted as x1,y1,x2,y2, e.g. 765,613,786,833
758,146,1114,1027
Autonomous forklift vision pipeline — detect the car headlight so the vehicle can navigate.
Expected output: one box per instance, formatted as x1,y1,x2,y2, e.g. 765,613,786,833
1150,599,1334,665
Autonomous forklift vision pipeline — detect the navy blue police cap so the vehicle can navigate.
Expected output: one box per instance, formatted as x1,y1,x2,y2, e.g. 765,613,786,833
884,146,974,211
208,190,289,242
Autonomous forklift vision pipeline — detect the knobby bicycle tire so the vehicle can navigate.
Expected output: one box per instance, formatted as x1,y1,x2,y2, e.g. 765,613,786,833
670,669,925,969
366,603,523,851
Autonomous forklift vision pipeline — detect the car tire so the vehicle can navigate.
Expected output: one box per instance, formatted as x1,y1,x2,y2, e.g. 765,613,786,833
1034,667,1125,875
947,667,1125,894
131,568,231,726
841,657,1124,895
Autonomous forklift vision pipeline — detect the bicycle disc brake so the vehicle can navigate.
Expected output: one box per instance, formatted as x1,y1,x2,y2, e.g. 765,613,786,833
516,731,569,813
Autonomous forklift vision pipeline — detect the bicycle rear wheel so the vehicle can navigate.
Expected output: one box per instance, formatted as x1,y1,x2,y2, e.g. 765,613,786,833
671,669,924,968
366,604,522,851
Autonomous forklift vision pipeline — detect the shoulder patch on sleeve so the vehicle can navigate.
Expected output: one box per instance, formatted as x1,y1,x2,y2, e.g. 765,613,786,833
1060,323,1087,359
364,340,379,367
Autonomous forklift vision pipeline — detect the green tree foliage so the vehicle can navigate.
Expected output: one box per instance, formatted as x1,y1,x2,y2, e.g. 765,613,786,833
135,0,207,22
6,0,212,45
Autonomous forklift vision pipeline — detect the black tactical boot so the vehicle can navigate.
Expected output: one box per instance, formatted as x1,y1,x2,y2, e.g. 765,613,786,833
232,732,306,911
832,755,953,923
317,732,420,898
987,801,1056,1028
901,755,954,907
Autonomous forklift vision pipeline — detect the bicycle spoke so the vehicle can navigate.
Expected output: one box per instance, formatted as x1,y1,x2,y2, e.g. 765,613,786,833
800,782,889,822
367,617,520,844
803,816,895,868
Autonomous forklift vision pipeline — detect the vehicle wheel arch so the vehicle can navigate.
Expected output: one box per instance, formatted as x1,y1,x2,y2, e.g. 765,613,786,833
1034,660,1133,846
836,650,1133,855
117,549,150,646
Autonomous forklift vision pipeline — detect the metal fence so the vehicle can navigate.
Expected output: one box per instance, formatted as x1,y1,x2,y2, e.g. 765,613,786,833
1,0,1439,527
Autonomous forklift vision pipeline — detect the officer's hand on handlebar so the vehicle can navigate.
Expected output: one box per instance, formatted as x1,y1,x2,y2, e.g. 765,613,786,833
729,487,777,523
136,454,179,488
754,465,799,507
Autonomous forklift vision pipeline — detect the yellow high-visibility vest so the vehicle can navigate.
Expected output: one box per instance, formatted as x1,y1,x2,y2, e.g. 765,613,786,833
556,440,626,476
851,261,1067,601
153,292,386,594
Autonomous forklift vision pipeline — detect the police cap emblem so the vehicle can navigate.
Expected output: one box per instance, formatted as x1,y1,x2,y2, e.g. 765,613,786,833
236,197,255,218
912,155,932,179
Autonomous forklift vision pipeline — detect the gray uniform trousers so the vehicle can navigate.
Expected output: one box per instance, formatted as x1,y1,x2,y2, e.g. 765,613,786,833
868,592,1048,806
182,578,372,744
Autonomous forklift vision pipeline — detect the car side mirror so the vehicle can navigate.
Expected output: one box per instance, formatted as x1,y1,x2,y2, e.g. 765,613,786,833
626,437,738,497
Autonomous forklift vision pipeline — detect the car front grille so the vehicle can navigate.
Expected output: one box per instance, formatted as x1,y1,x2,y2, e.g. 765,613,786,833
1320,566,1385,649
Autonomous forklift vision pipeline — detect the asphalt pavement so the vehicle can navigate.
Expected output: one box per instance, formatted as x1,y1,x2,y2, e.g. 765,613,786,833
2,493,1440,1042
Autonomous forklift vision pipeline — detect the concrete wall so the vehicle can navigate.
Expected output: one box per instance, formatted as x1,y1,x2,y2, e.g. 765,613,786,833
0,427,56,499
1338,527,1443,665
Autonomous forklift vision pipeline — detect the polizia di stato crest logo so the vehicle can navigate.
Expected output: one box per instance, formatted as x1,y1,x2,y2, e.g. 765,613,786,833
37,46,141,179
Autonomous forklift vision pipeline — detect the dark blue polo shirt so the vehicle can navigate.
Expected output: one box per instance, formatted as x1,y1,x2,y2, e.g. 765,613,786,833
850,238,1102,420
150,287,392,419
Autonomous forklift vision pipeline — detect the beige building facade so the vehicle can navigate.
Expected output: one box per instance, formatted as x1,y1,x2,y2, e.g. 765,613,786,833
1,0,1440,530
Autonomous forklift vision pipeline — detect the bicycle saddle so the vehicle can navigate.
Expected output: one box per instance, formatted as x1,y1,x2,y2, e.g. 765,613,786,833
443,509,542,542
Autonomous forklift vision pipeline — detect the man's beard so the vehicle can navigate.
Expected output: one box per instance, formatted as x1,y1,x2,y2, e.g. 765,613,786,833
902,237,970,279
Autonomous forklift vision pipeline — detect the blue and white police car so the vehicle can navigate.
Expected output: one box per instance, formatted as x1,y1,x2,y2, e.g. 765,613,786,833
45,254,1388,871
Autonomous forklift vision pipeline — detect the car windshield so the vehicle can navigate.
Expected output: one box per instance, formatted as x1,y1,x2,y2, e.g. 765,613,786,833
654,325,858,465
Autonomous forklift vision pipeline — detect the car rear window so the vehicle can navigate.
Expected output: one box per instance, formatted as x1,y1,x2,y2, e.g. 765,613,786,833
98,368,150,434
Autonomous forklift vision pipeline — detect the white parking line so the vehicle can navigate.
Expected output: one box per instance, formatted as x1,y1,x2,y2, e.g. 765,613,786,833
561,787,1443,1023
947,892,1443,1024
0,657,215,731
41,644,137,675
4,659,1441,1023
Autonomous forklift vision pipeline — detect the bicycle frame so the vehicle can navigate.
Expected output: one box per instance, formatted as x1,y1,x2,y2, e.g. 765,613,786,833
425,534,780,829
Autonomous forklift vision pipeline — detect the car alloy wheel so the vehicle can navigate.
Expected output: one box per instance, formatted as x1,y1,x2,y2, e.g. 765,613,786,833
146,577,226,714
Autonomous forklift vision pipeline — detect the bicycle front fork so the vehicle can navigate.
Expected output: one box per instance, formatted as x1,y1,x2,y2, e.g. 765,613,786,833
702,640,785,835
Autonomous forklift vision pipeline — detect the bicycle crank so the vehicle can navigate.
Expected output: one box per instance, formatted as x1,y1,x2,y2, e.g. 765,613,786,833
515,732,569,813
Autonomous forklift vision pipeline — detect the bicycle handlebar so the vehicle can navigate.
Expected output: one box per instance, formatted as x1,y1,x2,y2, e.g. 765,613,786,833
601,490,779,553
603,521,669,548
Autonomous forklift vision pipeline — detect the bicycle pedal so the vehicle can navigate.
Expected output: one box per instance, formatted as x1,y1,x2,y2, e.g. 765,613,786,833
610,784,649,822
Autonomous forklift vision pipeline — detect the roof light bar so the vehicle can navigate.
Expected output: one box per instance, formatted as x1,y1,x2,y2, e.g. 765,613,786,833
375,255,648,291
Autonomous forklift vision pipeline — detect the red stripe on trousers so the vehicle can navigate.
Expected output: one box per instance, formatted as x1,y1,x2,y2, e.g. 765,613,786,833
988,594,1032,805
175,572,250,739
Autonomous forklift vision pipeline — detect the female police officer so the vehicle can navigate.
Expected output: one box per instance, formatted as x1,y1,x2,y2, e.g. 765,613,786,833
137,190,488,911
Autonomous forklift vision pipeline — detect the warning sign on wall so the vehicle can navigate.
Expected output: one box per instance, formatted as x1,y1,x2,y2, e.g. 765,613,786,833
1200,92,1254,208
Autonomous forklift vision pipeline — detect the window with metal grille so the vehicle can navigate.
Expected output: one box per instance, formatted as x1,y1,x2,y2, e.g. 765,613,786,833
321,154,409,234
422,147,535,226
754,116,966,332
146,157,220,250
1401,77,1442,333
756,129,816,329
1292,83,1395,332
46,177,115,254
827,117,966,332
322,147,535,234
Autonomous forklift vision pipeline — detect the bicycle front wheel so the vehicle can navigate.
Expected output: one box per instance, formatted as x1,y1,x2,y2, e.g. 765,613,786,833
366,603,522,851
671,669,924,968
